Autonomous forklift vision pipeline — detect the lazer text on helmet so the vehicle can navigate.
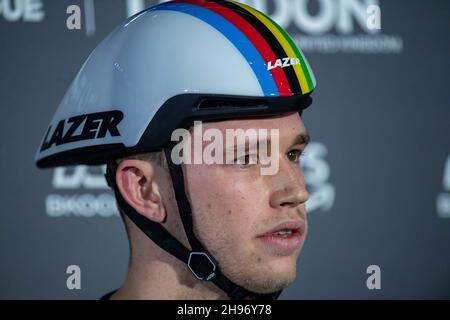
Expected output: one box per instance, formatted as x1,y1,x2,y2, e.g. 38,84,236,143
40,111,123,151
267,57,301,71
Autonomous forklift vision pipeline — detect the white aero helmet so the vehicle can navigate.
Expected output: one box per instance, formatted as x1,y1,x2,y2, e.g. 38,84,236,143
36,0,316,300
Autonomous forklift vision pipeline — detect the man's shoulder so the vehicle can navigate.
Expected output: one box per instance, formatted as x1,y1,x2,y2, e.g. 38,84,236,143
100,290,117,300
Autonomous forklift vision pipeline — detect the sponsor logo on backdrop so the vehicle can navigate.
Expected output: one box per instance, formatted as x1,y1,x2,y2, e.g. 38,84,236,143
3,0,402,54
227,0,402,53
0,0,45,22
437,154,450,218
46,141,335,217
302,141,335,212
46,165,119,217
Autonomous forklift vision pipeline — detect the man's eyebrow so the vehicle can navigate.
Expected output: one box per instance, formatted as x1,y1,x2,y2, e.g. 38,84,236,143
292,133,310,147
225,137,270,151
224,132,310,150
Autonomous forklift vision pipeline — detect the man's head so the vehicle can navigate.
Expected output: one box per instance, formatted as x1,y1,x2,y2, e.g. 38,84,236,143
36,0,316,299
114,112,309,294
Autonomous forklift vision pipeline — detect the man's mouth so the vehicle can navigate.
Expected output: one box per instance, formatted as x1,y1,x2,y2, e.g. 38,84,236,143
256,220,305,254
271,229,296,237
259,220,304,237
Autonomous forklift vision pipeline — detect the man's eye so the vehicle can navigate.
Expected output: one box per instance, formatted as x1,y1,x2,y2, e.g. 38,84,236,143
286,149,304,162
233,154,257,166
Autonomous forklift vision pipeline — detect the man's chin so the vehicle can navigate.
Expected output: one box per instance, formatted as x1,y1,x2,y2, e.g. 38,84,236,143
243,273,296,294
237,261,297,294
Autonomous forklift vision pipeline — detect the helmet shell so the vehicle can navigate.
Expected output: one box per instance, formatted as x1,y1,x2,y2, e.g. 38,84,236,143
36,0,316,168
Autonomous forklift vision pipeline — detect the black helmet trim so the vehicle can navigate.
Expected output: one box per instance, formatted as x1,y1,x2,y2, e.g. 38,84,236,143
37,93,312,168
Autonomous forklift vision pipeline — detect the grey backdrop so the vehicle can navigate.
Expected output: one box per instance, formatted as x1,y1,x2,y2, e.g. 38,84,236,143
1,0,449,299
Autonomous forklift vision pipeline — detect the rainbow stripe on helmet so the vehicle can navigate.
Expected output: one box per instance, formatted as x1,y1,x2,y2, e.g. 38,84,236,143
152,0,316,97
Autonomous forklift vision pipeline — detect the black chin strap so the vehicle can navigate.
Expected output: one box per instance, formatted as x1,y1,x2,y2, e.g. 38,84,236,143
105,148,282,300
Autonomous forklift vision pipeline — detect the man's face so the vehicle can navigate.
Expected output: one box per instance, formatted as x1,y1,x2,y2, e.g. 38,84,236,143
182,112,309,293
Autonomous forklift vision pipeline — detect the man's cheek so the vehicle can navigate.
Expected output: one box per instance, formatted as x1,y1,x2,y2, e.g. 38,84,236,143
226,221,252,247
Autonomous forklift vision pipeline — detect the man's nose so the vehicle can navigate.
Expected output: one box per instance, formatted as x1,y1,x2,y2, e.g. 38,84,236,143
269,160,309,209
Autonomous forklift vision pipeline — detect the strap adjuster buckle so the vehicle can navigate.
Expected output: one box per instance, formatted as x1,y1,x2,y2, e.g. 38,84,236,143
187,252,216,281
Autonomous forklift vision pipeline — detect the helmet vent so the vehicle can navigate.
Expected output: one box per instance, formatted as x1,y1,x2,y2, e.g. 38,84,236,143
197,98,267,110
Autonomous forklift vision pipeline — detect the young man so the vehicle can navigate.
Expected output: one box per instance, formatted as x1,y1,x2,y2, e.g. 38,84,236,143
36,0,316,300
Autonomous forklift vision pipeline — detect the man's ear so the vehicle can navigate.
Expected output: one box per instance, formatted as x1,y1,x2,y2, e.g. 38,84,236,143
115,159,166,223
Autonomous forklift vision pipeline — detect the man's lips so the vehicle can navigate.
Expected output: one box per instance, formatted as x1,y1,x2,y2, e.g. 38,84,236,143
257,220,305,237
256,220,306,254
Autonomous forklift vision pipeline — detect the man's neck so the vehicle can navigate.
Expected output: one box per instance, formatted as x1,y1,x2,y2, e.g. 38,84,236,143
110,253,228,300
